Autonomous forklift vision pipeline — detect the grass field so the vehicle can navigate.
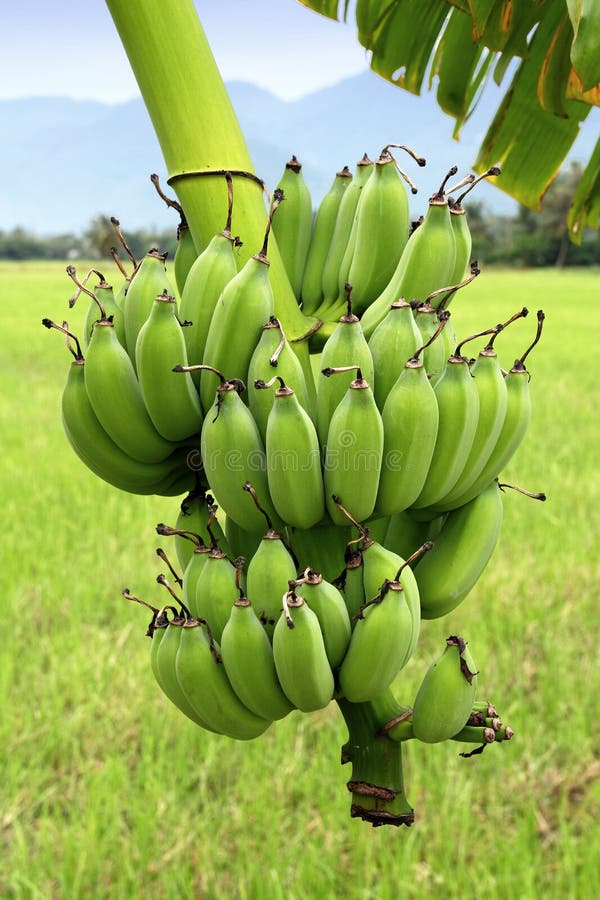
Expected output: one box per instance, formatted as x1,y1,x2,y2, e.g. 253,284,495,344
1,261,599,899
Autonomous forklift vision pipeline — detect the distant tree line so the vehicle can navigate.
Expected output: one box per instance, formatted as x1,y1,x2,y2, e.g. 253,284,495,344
2,166,599,267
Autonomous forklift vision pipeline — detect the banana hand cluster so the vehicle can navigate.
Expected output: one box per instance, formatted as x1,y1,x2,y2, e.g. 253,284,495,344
44,153,545,827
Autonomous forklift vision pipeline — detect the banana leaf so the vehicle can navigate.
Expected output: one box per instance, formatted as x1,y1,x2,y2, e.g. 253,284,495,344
566,0,600,89
297,0,600,221
474,1,590,209
567,136,600,241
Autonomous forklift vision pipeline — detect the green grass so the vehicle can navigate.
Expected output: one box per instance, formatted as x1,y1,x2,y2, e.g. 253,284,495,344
1,261,599,899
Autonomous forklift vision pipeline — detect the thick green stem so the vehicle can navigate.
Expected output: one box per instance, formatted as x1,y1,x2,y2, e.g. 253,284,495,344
337,694,415,827
104,0,309,341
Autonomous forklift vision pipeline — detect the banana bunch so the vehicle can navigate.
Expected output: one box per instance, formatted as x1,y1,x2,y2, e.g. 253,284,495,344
43,153,547,827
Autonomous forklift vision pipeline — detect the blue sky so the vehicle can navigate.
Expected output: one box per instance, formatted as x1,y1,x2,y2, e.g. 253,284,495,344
3,1,368,102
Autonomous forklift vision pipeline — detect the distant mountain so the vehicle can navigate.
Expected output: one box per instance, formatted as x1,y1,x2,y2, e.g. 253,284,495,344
3,73,597,235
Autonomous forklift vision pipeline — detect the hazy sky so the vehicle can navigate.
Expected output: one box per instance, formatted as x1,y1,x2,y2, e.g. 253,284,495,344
3,1,368,102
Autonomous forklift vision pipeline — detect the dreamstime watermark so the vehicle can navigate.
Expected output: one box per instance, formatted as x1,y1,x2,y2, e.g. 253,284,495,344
185,435,406,474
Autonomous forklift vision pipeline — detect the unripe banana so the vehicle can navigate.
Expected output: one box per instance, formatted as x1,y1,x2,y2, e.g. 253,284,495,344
412,335,483,510
360,169,458,338
180,542,212,612
149,172,197,298
247,317,312,439
439,311,544,510
271,155,313,299
295,569,351,668
384,509,444,560
83,318,176,464
178,174,239,389
221,596,294,720
173,222,198,298
73,273,126,349
224,515,263,566
200,199,281,411
43,321,186,494
176,618,271,739
301,166,352,315
316,299,374,446
199,375,277,532
341,548,365,623
412,636,478,743
320,154,373,309
442,168,500,308
136,291,202,441
245,523,298,639
273,590,335,712
437,335,509,507
174,489,229,570
348,145,424,314
338,577,413,703
288,521,350,583
375,341,440,516
192,549,240,643
258,376,325,529
123,249,173,368
154,612,218,730
415,481,503,619
368,299,422,409
324,368,383,526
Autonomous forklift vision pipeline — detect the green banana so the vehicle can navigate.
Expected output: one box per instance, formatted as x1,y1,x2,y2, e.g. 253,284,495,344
340,547,366,623
224,516,263,565
437,321,519,508
415,481,504,619
412,636,478,743
200,198,279,412
67,267,126,349
220,595,294,720
375,324,444,516
360,167,459,339
301,166,352,315
385,509,445,560
367,299,422,409
176,617,271,739
149,172,197,297
320,154,374,311
412,328,494,510
316,295,375,446
245,506,298,639
136,291,202,441
174,488,229,570
192,549,240,642
123,248,174,368
173,221,198,298
198,371,277,532
84,316,175,464
324,367,383,526
273,590,335,712
294,569,351,668
444,168,501,300
338,575,413,703
43,321,187,495
247,317,312,439
257,376,325,529
288,521,350,583
154,610,218,730
348,145,425,315
271,155,313,299
178,172,239,389
437,311,545,511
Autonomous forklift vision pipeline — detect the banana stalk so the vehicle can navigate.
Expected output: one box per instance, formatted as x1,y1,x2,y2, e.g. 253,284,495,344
104,0,315,395
337,694,415,827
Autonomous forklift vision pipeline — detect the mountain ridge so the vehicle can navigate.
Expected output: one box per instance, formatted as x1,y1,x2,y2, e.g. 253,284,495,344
3,71,596,235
